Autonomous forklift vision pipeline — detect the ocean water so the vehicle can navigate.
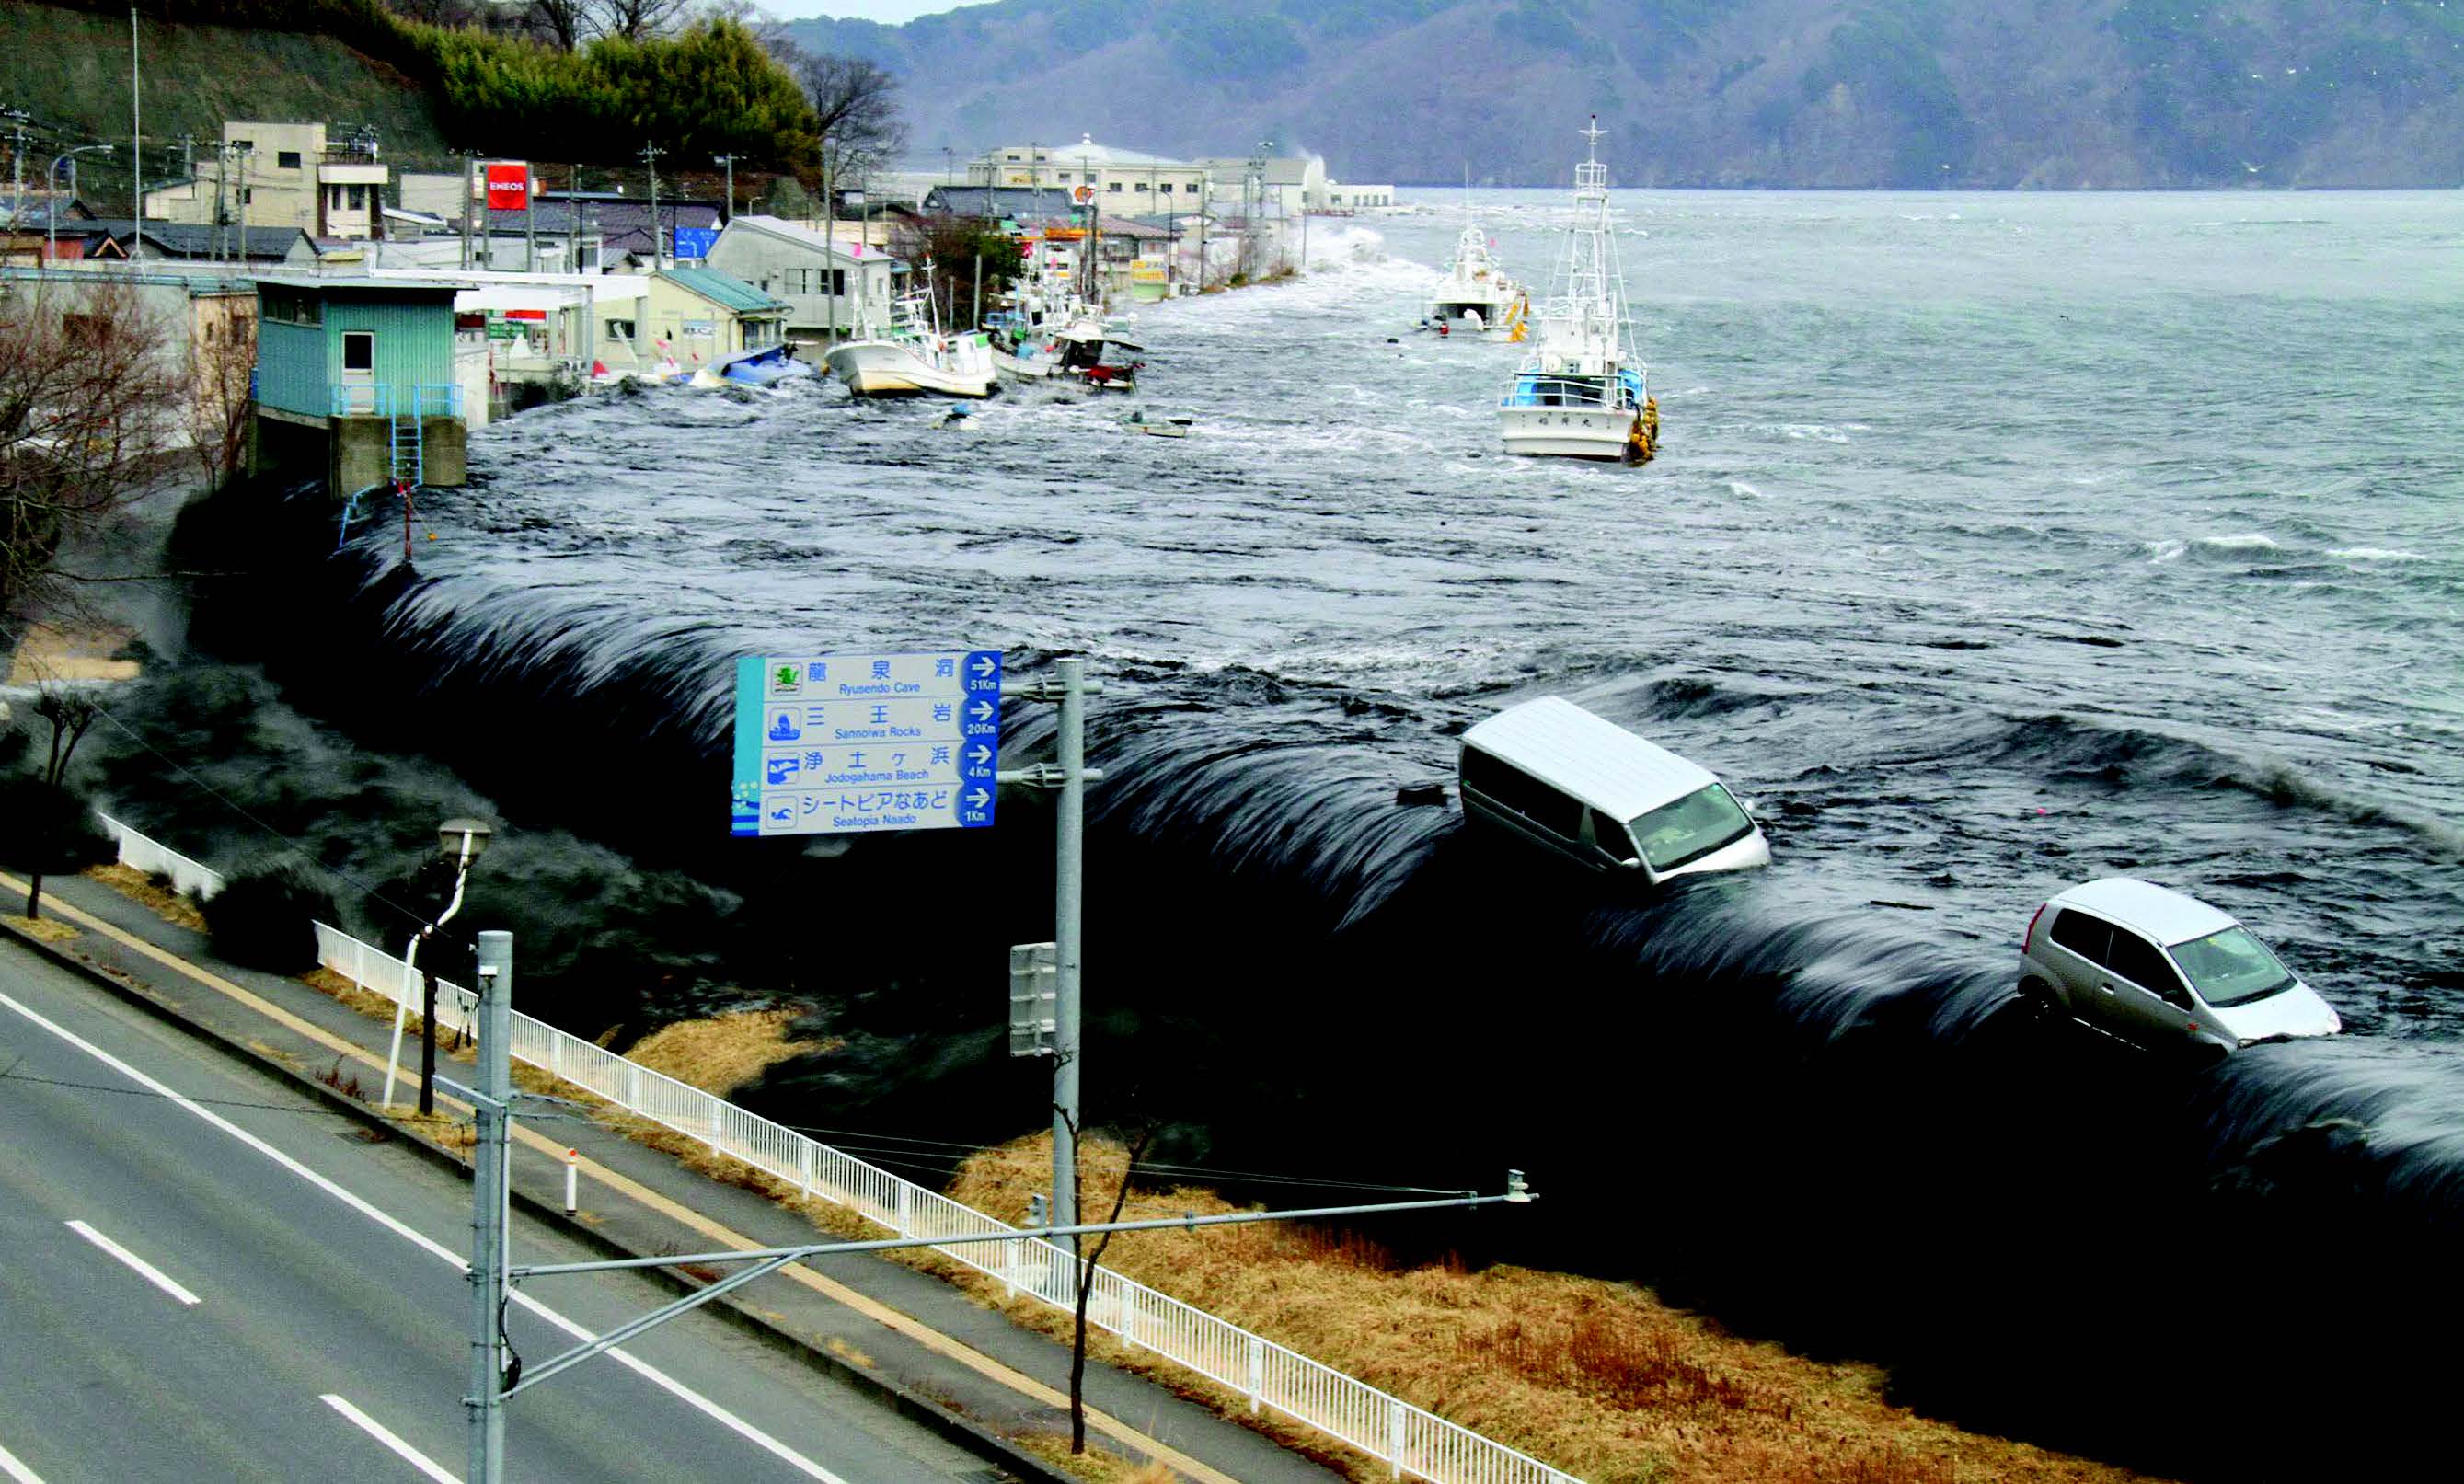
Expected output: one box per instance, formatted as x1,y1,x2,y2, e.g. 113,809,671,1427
120,188,2464,1478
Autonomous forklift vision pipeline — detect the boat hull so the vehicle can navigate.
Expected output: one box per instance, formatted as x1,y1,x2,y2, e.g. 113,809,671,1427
824,341,996,398
1499,405,1643,462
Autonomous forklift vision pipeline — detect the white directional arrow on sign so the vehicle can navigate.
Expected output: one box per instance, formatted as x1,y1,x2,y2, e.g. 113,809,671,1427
971,655,998,678
965,787,991,808
969,699,996,722
968,743,993,765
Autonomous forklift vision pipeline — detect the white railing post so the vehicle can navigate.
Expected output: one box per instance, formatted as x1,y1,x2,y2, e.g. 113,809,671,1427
1248,1335,1264,1415
895,1182,912,1237
798,1139,814,1199
1389,1397,1406,1479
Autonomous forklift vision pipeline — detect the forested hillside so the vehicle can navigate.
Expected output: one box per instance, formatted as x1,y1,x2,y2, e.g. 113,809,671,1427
787,0,2464,187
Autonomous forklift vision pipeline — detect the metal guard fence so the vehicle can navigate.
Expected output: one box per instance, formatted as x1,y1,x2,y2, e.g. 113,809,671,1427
94,817,1572,1483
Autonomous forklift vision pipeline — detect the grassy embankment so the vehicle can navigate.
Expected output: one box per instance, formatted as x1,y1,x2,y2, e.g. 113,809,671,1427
72,864,2170,1484
0,4,454,204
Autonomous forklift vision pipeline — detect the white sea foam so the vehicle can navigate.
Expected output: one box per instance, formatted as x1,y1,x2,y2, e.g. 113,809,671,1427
1729,480,1765,499
2192,533,2282,553
2331,547,2428,562
2147,540,2188,564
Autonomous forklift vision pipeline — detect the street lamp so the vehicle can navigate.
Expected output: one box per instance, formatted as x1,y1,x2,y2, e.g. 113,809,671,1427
381,816,494,1115
47,144,112,261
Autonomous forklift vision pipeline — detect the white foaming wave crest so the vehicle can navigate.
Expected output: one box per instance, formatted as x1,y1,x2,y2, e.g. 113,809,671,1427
2147,539,2188,563
2193,533,2283,554
1729,480,1765,499
2331,547,2429,562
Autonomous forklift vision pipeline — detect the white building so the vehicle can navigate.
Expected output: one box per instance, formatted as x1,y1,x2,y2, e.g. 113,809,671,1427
969,137,1208,213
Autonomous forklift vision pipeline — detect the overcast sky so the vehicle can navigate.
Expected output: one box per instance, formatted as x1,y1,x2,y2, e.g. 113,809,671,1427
760,0,996,20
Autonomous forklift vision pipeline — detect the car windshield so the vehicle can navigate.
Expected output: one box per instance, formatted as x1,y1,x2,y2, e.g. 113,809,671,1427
1628,785,1754,873
2169,926,2297,1008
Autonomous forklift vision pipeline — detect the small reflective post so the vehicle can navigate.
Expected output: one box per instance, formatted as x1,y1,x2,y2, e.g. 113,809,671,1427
563,1147,579,1216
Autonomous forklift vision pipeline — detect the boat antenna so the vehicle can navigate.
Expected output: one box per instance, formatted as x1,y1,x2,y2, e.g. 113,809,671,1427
1583,113,1604,163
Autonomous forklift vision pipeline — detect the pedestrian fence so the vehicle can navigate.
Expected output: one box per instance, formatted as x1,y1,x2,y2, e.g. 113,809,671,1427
98,816,1576,1484
96,814,227,902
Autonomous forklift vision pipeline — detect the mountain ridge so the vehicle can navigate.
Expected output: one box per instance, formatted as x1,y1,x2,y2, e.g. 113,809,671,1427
784,0,2464,188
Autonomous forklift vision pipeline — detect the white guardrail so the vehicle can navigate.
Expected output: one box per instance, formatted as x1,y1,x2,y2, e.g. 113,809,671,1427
98,816,1574,1484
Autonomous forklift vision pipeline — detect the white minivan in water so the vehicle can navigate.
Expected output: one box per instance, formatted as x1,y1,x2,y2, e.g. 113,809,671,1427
1458,696,1771,881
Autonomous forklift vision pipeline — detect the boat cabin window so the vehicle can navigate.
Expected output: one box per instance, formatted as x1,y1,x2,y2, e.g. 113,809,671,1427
1628,785,1755,873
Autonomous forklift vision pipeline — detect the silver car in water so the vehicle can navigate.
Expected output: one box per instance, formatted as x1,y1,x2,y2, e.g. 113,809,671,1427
2018,878,2342,1058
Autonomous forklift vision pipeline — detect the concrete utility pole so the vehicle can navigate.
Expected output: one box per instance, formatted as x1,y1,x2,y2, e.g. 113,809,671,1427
460,155,476,270
640,141,662,270
6,110,29,225
712,152,735,223
128,2,141,254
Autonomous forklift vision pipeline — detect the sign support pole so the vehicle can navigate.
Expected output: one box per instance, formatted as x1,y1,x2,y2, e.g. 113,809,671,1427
1052,656,1086,1259
466,930,512,1484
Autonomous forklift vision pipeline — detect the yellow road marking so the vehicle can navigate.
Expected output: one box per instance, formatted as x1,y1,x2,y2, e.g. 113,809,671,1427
0,875,1238,1483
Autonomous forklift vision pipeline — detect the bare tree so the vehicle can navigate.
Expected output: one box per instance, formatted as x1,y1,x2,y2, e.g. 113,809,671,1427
526,0,596,51
386,0,481,25
0,276,176,630
18,684,100,923
766,40,905,179
1054,1113,1157,1455
187,300,257,491
590,0,689,41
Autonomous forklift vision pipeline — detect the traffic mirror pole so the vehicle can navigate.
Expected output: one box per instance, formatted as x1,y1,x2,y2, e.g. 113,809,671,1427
466,930,513,1484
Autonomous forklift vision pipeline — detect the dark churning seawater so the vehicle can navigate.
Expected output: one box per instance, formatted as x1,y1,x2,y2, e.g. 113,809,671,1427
113,189,2464,1480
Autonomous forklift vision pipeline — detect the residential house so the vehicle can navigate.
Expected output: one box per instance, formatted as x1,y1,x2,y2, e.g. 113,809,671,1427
0,194,95,265
614,265,790,372
146,121,389,240
704,214,902,345
52,220,318,270
250,276,467,495
0,265,257,454
490,193,721,267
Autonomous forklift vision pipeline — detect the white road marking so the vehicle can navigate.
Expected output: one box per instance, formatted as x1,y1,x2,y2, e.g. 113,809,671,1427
64,1220,201,1306
0,1439,47,1484
0,987,849,1484
320,1395,459,1484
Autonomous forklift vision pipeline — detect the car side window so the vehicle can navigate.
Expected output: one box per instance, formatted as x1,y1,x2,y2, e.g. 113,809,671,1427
1587,809,1638,863
2106,931,2193,1008
2047,908,2112,964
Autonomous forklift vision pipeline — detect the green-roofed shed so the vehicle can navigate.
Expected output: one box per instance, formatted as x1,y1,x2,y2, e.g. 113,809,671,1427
250,276,467,497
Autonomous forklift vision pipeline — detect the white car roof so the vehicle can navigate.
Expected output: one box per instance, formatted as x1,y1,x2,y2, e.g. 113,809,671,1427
2052,878,2239,946
1461,696,1721,820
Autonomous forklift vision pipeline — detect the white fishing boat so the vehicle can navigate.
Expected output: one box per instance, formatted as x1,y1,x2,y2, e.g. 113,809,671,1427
1424,193,1527,337
824,262,996,398
1497,119,1657,464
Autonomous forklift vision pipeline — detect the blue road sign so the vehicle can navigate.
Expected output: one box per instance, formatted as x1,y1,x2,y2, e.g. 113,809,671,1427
674,226,720,260
731,650,1002,836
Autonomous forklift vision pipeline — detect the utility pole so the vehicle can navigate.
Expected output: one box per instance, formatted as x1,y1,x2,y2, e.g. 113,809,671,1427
459,154,476,270
639,141,662,270
128,2,143,256
175,131,193,184
821,135,835,338
711,152,735,223
5,110,27,225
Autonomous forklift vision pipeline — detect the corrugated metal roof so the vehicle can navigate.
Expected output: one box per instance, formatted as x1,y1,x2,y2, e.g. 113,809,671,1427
659,265,787,315
1462,696,1722,822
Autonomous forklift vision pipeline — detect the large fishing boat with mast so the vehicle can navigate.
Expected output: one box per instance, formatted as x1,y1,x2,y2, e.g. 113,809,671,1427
1497,118,1656,463
1424,186,1527,336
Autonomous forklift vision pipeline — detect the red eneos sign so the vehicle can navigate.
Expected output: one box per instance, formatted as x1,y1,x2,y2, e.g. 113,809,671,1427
485,162,530,211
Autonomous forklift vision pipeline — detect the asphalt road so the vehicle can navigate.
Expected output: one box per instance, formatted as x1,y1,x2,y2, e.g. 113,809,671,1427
0,936,993,1484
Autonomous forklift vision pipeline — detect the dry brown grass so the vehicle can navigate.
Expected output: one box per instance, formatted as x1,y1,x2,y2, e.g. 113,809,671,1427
1004,1429,1180,1483
8,913,81,944
237,965,2170,1484
622,1007,835,1097
940,1135,2168,1484
85,863,211,930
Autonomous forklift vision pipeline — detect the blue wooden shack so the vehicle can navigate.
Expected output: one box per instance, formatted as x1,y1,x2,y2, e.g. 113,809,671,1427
249,276,468,497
